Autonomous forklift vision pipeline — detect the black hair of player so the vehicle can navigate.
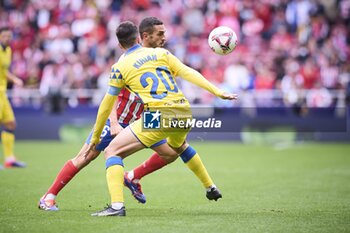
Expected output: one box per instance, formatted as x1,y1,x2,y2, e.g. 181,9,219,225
116,21,138,48
139,17,163,39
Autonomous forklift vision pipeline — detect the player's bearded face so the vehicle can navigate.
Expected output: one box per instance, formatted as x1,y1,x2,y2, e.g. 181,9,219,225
149,25,166,48
0,31,12,46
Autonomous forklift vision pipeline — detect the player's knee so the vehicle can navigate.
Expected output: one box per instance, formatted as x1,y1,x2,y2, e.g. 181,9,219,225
89,150,100,161
154,145,179,163
72,157,89,169
165,155,178,163
104,147,117,159
73,151,99,169
159,153,178,163
170,141,189,154
104,145,129,159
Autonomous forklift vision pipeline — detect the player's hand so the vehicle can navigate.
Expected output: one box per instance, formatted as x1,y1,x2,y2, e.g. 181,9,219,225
220,92,238,100
110,122,123,137
13,77,24,87
84,143,96,160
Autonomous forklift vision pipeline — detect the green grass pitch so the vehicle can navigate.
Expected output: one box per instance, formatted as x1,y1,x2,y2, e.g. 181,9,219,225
0,141,349,233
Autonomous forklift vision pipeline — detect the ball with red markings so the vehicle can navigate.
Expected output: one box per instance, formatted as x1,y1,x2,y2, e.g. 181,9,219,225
208,26,238,55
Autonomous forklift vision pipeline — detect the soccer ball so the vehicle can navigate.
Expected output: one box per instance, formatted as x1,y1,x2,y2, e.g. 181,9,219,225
208,26,238,55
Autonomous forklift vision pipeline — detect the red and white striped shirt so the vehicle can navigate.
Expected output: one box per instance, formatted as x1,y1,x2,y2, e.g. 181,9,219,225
117,88,144,125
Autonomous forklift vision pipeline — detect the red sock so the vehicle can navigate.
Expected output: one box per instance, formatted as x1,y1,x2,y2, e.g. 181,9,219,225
133,153,168,180
46,160,79,196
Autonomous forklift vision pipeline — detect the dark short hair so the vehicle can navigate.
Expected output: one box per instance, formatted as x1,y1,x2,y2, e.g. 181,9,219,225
116,21,138,48
139,17,163,39
0,27,11,34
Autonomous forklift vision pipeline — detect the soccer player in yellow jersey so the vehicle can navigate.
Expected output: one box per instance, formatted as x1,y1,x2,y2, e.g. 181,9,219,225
125,17,225,202
85,21,237,216
0,27,25,169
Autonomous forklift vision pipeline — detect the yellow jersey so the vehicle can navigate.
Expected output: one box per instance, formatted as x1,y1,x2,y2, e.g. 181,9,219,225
0,45,11,92
108,44,223,108
90,44,224,144
109,44,187,108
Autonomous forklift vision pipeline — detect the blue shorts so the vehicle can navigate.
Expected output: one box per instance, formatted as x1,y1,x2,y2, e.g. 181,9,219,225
86,120,166,151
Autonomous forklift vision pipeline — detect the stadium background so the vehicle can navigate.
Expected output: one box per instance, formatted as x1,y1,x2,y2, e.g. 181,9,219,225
1,1,350,233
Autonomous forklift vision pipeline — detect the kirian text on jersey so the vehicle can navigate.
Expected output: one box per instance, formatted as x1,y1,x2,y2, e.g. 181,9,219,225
133,54,157,69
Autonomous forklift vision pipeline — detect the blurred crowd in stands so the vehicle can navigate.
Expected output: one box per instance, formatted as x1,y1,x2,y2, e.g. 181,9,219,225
1,0,349,108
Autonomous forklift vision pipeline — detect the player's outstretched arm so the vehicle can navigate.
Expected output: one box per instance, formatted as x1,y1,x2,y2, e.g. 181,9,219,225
167,52,237,100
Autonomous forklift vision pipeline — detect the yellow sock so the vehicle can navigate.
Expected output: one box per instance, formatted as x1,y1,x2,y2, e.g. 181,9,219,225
186,153,214,188
1,130,15,160
106,164,124,203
